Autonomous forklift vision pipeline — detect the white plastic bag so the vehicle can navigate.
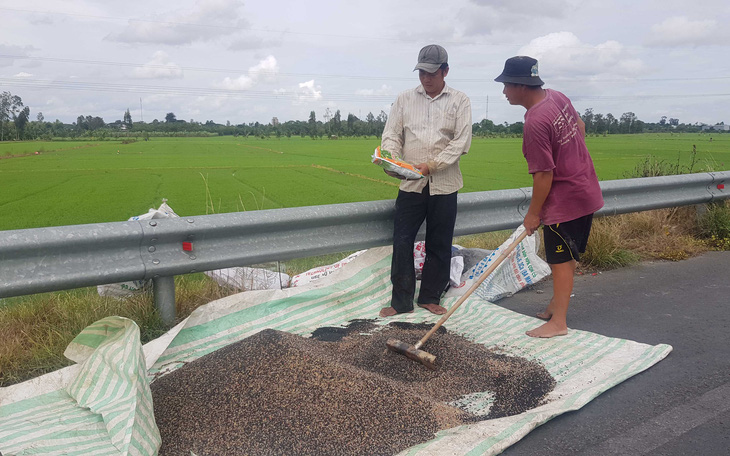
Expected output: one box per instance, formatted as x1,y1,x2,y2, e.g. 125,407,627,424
413,241,464,288
205,267,290,291
97,201,179,298
97,279,150,297
127,201,179,221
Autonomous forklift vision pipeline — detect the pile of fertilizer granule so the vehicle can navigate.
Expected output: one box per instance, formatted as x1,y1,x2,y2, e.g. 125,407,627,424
151,320,555,455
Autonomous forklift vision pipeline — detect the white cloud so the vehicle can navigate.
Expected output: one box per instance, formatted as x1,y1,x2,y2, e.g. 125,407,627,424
13,72,34,78
105,0,249,45
296,80,322,102
519,32,647,78
646,16,719,46
220,55,279,90
132,51,183,79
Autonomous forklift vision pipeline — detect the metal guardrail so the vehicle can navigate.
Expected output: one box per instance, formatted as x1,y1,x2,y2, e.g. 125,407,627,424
1,172,728,324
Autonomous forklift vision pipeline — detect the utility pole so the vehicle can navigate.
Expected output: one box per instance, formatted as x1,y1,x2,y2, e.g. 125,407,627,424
140,98,143,123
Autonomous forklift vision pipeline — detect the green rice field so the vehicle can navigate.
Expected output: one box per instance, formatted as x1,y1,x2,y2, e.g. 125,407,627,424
1,134,728,231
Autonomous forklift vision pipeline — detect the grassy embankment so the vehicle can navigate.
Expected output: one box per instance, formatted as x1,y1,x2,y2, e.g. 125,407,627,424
1,134,729,386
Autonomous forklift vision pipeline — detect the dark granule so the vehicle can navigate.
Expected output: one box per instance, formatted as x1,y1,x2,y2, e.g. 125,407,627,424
152,321,555,455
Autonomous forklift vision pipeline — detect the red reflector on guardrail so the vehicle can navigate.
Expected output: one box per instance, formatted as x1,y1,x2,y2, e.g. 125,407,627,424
182,242,193,251
718,184,725,190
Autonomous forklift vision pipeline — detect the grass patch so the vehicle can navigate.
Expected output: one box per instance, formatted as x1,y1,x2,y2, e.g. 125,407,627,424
0,287,164,386
697,200,730,250
582,206,708,269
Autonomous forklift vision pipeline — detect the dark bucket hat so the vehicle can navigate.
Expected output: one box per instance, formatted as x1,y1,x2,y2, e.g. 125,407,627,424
494,56,544,86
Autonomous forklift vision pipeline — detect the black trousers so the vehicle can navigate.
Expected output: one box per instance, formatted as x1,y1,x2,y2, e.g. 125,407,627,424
390,186,458,313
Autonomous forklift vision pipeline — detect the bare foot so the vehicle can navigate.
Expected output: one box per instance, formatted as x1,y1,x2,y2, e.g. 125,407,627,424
418,303,447,315
379,307,413,318
526,321,568,338
537,299,556,320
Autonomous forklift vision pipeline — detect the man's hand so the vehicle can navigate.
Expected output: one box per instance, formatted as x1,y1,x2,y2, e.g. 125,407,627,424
414,163,430,176
524,213,541,236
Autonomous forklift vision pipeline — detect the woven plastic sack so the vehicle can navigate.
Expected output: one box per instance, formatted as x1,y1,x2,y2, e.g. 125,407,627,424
445,226,551,302
290,250,367,287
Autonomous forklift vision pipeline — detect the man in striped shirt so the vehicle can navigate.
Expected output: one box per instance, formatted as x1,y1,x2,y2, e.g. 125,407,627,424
379,44,473,318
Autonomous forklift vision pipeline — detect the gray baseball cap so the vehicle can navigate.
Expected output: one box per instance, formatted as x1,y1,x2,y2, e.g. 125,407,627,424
413,44,448,73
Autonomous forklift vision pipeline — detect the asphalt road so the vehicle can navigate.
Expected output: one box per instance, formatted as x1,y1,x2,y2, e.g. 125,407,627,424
497,251,730,456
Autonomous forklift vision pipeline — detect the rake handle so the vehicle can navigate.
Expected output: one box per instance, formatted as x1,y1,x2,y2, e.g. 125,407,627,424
413,229,529,350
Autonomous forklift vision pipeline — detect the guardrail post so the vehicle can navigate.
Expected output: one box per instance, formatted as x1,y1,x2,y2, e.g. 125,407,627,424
152,276,176,326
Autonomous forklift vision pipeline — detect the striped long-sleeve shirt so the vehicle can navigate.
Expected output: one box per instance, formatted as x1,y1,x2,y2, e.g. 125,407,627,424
381,83,472,195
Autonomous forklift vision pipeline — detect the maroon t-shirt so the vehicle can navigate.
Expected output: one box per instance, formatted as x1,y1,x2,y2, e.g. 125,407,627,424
523,89,604,225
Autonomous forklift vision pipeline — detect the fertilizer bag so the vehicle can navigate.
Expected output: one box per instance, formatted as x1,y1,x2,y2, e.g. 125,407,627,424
371,146,424,180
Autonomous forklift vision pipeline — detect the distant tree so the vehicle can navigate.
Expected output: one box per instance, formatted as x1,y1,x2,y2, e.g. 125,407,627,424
605,113,617,134
669,118,679,126
36,112,44,123
76,115,87,131
508,121,524,135
86,116,106,130
620,112,637,133
14,106,30,139
376,110,388,135
308,111,317,138
123,109,133,128
365,112,375,136
659,116,667,125
333,109,342,135
165,112,177,123
473,118,497,136
593,113,605,134
582,108,594,134
346,113,357,136
51,119,65,137
1,91,24,141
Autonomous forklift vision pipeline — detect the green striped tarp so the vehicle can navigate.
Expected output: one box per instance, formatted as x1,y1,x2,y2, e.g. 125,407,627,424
0,245,671,456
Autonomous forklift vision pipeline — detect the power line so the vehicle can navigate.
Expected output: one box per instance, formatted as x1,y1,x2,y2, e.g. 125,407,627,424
0,54,415,82
4,77,730,105
3,54,730,85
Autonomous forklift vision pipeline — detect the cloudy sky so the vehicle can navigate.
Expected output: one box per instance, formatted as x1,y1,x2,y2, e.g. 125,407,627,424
1,0,729,126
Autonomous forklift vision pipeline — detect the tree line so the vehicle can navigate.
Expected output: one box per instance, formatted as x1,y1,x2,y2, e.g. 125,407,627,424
0,90,723,142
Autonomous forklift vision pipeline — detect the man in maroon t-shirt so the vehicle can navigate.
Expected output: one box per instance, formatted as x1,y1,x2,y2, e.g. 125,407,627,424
495,56,604,338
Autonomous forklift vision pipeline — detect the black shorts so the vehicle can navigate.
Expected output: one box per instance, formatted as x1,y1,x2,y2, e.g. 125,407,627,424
543,214,594,264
